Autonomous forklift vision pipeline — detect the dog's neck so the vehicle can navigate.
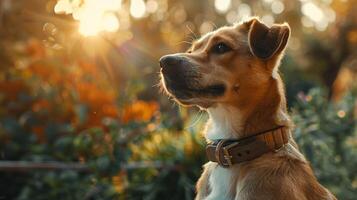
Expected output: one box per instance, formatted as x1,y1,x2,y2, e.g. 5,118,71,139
205,104,243,140
205,77,290,141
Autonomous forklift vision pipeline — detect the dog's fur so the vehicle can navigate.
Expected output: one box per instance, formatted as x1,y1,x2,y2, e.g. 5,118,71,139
159,18,336,200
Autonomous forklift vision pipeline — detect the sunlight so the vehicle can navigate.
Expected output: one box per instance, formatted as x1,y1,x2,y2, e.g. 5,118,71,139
78,14,102,36
261,14,275,26
271,1,285,14
55,0,121,36
237,3,252,21
102,13,120,32
214,0,232,14
130,0,146,18
54,0,74,14
301,2,330,31
146,0,159,13
302,2,324,23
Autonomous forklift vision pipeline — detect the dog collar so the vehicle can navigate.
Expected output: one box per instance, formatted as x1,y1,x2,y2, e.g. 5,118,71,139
206,126,289,167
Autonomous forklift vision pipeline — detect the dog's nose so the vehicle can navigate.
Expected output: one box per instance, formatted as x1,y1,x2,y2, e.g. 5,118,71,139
159,55,180,69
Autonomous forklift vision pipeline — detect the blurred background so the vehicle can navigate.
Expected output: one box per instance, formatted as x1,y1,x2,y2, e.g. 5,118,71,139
0,0,356,199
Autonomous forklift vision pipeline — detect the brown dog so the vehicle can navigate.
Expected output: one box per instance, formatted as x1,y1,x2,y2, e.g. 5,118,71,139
159,18,336,200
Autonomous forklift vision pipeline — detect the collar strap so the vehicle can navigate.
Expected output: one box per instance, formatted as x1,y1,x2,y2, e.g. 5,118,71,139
206,126,289,168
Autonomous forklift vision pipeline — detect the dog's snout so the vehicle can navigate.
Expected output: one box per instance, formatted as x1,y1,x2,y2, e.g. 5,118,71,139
159,55,188,77
159,55,181,69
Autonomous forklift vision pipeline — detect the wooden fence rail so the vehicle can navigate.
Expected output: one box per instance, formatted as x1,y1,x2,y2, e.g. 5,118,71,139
0,161,178,172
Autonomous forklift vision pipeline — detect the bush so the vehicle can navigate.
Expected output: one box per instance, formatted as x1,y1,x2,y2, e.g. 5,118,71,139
292,89,357,199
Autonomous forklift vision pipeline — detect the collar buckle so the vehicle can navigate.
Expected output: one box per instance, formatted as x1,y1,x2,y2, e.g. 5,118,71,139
274,143,286,152
215,140,240,167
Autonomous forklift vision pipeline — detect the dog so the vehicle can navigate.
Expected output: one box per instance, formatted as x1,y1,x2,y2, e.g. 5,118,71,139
159,17,336,200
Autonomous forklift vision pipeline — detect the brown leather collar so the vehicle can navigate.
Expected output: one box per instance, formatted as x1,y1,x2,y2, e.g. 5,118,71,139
206,126,289,167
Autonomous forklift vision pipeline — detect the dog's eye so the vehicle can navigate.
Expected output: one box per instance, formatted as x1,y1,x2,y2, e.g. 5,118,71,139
211,43,232,54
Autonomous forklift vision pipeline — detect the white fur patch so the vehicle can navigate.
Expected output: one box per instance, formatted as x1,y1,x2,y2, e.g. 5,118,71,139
205,163,233,200
206,104,243,141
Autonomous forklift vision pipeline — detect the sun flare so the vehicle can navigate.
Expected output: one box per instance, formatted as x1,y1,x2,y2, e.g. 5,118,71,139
55,0,122,36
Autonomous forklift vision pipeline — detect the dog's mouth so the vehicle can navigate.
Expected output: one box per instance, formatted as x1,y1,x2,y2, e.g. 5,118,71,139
192,84,226,96
161,73,226,102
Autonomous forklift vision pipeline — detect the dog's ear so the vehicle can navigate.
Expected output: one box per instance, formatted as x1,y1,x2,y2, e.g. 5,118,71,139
248,19,290,60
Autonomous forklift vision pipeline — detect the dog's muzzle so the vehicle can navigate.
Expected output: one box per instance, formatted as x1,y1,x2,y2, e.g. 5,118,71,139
159,55,226,99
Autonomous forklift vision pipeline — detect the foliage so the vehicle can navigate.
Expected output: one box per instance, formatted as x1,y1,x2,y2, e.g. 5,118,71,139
126,123,206,200
0,36,159,199
292,89,357,200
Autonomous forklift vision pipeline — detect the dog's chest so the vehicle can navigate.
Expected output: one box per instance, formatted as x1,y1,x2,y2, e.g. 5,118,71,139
206,163,235,200
204,105,243,200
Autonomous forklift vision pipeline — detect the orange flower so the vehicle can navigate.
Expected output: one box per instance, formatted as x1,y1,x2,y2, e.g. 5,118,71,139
102,104,118,117
121,100,159,124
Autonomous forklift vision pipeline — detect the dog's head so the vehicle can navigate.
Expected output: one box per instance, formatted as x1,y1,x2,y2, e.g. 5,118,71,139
159,18,290,109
